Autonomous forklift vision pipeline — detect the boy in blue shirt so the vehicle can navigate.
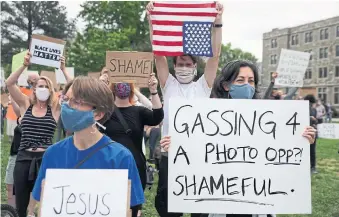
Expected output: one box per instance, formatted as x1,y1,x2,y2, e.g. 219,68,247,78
32,77,144,217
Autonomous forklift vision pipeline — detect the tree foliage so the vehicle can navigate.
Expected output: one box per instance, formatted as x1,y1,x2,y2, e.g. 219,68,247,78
68,1,150,75
1,1,76,77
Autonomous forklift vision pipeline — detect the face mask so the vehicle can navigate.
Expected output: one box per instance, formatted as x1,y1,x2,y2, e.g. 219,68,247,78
175,67,196,84
229,84,255,99
114,83,131,99
35,88,50,101
61,103,96,132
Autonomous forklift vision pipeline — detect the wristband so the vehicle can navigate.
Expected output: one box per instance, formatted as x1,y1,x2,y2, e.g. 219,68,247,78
214,24,223,28
151,92,158,95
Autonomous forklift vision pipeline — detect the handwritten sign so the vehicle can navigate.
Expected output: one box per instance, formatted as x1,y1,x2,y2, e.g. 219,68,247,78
56,67,74,84
317,123,339,139
106,52,153,87
40,71,57,88
168,98,311,214
276,49,310,87
30,35,66,68
40,169,129,217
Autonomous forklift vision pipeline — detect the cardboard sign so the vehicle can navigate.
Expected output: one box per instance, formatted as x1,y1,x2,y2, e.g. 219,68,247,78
1,93,9,106
168,99,311,214
40,71,57,88
55,67,74,84
30,35,66,68
40,169,129,217
317,123,339,139
87,72,101,79
106,52,153,87
276,49,310,87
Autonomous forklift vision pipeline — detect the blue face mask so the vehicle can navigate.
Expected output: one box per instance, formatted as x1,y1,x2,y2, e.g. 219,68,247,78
61,103,96,132
229,84,255,99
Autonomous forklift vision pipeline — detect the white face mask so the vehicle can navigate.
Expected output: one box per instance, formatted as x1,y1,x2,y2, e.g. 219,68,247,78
35,88,50,101
174,67,197,84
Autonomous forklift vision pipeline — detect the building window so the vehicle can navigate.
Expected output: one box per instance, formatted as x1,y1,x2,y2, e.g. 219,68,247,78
336,66,339,77
318,67,328,78
336,45,339,57
319,47,328,59
335,87,339,104
304,68,312,79
336,26,339,37
291,35,299,45
320,28,329,40
318,87,327,102
270,55,277,64
305,50,313,60
305,32,313,43
271,39,277,48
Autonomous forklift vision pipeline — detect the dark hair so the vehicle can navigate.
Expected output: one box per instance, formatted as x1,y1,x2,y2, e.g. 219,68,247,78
210,60,259,99
304,94,316,104
173,55,197,65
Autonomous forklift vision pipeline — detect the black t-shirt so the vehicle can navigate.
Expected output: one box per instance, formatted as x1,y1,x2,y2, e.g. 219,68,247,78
10,124,22,156
103,106,164,168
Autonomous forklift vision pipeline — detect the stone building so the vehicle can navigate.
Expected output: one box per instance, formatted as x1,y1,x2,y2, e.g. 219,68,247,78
262,16,339,110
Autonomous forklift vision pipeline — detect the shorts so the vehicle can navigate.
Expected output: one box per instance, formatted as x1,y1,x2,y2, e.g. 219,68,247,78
6,119,17,137
5,155,17,185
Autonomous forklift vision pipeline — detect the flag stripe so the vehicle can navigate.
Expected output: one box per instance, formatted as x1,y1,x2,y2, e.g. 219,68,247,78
151,20,183,26
150,11,217,17
153,25,182,32
153,40,183,46
151,15,216,22
154,51,184,56
153,45,183,52
153,30,182,37
153,7,217,13
153,35,182,42
154,2,216,8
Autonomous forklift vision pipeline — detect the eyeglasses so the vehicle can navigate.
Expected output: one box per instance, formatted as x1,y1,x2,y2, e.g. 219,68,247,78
59,95,91,108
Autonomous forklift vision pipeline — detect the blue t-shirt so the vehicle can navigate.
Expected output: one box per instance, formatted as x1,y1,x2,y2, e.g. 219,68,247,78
32,135,145,207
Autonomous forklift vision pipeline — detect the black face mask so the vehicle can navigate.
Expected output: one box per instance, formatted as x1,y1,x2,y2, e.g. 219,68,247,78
274,95,281,100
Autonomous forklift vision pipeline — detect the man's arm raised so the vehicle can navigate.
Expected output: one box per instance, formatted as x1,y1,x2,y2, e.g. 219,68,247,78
146,2,170,88
204,2,223,88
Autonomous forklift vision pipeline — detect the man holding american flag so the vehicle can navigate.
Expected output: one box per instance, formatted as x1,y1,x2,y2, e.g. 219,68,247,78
147,1,223,217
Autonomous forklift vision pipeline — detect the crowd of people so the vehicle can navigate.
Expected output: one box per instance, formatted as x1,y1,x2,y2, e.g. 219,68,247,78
0,2,319,217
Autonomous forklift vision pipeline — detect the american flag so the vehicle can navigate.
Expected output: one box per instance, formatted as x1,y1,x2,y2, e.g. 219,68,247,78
150,2,218,57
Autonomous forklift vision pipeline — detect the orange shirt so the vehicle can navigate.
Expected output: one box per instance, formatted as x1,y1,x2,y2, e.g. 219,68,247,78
20,87,33,96
6,104,17,121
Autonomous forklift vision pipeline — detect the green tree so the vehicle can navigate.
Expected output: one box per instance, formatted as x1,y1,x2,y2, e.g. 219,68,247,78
1,1,76,77
68,1,150,75
218,43,257,73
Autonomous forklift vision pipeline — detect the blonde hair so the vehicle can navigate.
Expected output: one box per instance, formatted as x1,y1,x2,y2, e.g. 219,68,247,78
30,76,56,106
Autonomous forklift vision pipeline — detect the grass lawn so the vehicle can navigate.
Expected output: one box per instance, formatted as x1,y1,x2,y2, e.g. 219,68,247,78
1,130,338,216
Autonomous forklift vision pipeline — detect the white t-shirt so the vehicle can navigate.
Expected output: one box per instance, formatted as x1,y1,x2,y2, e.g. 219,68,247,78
161,74,211,136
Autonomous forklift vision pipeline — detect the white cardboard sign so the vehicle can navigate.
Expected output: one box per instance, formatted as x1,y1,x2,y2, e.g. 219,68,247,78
55,67,74,84
41,169,129,217
30,36,65,68
168,98,311,214
317,123,339,139
276,49,310,87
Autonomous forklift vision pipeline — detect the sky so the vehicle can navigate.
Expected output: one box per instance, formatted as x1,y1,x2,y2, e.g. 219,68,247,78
60,0,339,61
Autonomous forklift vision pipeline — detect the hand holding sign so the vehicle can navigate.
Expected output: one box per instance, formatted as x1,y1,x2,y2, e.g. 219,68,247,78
148,73,158,93
23,51,31,67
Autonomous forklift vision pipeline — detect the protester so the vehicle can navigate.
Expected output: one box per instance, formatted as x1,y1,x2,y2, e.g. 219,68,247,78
144,124,161,162
5,95,18,143
315,99,326,124
1,102,6,138
263,72,299,100
32,76,145,217
146,2,224,216
304,94,319,174
5,51,71,217
325,102,332,123
104,74,163,191
161,60,316,217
